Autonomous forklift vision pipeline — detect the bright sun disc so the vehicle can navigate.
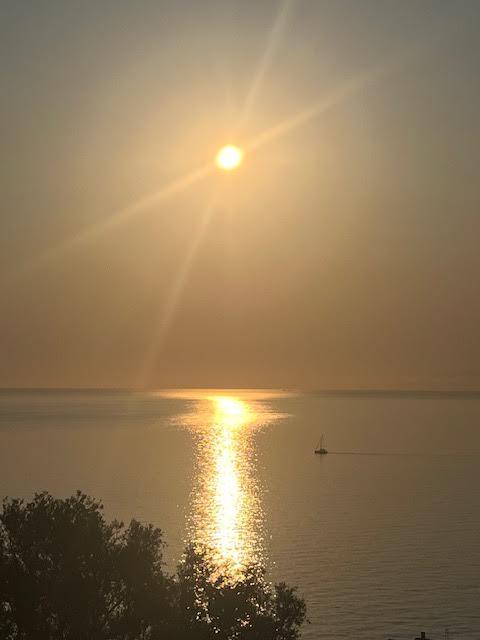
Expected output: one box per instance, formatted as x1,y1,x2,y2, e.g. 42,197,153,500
215,145,243,171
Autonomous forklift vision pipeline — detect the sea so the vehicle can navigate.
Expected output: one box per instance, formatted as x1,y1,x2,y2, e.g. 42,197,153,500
1,389,479,640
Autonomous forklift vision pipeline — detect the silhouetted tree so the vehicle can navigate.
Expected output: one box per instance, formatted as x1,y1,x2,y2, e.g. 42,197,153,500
0,491,306,640
0,491,175,639
177,545,306,640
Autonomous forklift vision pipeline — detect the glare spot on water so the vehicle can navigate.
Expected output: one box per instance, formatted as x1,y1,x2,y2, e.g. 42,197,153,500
179,393,285,582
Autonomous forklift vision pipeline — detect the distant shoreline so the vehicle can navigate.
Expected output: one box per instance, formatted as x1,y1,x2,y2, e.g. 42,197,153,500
1,387,480,397
306,389,480,397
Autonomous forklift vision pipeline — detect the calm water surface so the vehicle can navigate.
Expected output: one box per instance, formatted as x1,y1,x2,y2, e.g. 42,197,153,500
1,389,480,639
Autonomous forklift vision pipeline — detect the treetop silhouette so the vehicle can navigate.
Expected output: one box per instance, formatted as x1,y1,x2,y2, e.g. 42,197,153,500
0,491,306,640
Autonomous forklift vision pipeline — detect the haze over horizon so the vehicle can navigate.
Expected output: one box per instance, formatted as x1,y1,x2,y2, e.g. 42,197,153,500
1,0,479,391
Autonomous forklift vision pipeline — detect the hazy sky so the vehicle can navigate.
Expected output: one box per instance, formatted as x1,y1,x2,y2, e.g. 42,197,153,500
1,0,479,390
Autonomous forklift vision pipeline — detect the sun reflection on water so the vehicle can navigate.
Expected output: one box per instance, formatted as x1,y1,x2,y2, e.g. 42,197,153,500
176,392,286,581
209,396,251,569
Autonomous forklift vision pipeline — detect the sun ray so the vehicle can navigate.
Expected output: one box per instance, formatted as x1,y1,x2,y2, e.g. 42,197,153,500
245,58,405,154
244,27,450,155
1,164,213,289
2,21,447,295
239,0,295,129
136,201,217,388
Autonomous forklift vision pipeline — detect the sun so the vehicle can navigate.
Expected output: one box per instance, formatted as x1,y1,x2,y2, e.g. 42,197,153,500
215,145,243,171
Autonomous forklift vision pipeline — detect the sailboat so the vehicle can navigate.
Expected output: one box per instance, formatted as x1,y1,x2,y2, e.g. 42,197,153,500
314,434,328,455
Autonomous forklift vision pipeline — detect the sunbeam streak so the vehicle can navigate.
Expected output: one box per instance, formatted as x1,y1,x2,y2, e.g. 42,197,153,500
245,57,407,154
1,164,213,289
1,23,444,295
137,202,217,388
239,0,295,129
242,19,454,155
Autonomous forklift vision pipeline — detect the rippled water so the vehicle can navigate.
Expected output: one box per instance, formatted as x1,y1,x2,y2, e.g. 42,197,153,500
171,391,286,580
1,389,480,639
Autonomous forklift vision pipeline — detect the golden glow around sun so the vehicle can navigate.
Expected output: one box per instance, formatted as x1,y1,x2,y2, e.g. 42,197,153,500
215,145,243,171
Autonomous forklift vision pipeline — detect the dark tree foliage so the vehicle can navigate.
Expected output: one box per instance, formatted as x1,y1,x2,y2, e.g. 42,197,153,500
0,491,175,640
0,492,306,640
177,546,306,640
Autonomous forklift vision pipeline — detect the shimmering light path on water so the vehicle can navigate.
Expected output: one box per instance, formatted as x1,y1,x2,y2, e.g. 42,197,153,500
207,397,251,569
170,390,287,580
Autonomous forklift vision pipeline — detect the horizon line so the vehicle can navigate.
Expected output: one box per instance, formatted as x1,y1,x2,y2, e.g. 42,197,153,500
1,386,480,396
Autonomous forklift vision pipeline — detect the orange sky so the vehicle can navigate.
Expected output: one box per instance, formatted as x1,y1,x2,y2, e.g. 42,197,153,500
1,1,479,390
